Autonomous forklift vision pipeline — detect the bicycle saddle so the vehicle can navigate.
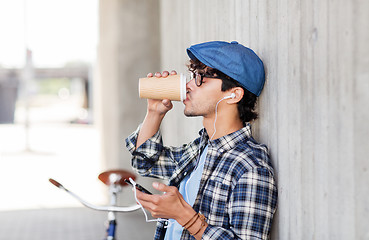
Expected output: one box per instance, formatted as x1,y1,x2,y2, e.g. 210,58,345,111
98,169,136,187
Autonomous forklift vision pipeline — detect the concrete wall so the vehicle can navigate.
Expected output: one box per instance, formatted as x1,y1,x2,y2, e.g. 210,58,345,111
97,0,369,238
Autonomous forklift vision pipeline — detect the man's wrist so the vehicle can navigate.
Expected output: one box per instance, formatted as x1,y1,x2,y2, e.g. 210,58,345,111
176,206,197,227
177,209,208,239
146,110,166,121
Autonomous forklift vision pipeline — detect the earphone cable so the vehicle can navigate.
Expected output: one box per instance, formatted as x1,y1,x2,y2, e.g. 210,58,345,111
210,97,225,141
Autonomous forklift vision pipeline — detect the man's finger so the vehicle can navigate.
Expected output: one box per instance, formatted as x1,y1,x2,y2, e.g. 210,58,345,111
162,71,169,77
161,99,172,108
136,196,156,211
136,189,158,202
152,182,172,193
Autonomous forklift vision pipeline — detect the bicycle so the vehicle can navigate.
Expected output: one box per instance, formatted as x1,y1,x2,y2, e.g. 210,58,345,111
49,169,141,240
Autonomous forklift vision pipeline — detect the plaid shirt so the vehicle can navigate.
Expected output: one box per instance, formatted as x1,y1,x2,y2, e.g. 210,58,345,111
125,123,277,240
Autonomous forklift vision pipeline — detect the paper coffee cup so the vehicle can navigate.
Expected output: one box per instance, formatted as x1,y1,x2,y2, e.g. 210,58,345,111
139,74,187,101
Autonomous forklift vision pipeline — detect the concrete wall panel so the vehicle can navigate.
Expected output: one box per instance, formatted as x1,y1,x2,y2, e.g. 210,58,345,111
157,0,369,239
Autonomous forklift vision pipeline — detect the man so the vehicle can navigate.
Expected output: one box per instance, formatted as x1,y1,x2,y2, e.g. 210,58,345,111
125,41,278,240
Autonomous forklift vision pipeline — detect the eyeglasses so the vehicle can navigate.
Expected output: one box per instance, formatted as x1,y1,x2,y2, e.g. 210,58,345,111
191,72,225,87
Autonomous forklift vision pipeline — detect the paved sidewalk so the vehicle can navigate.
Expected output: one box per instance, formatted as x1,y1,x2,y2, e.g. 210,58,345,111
0,207,156,240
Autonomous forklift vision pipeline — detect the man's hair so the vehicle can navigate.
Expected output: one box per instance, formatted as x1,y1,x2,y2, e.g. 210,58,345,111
187,58,258,123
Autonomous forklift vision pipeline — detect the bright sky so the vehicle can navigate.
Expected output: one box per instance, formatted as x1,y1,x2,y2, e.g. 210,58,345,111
0,0,98,67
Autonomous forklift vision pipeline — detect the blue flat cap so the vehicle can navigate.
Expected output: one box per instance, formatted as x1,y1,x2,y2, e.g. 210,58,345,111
187,41,265,96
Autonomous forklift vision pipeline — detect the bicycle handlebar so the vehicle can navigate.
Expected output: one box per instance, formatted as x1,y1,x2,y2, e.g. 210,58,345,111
49,178,140,212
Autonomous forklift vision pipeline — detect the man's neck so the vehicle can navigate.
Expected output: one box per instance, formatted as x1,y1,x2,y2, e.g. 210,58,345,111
202,111,244,140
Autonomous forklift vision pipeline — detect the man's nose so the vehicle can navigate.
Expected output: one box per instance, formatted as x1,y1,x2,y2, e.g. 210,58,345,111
186,78,195,91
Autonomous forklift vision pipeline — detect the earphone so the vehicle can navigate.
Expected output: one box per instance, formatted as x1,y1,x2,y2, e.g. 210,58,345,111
222,93,236,100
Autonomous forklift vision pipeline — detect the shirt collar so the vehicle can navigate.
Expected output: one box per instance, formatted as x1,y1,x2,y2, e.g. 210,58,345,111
203,123,252,152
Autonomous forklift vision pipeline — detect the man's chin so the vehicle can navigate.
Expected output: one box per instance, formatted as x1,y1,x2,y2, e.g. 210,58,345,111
184,110,199,117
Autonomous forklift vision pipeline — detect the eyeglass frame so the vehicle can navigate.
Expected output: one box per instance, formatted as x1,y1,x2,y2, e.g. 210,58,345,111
191,72,229,87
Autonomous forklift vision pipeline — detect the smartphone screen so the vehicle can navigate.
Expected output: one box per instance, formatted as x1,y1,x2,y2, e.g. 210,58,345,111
124,179,153,195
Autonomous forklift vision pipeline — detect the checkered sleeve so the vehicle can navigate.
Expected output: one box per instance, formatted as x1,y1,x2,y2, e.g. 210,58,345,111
203,169,277,240
125,125,189,179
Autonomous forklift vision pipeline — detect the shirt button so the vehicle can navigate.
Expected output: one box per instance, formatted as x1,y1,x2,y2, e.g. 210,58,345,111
184,172,188,176
164,221,168,226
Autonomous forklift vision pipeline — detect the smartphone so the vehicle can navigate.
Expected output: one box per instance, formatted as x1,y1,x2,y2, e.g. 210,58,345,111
124,179,153,195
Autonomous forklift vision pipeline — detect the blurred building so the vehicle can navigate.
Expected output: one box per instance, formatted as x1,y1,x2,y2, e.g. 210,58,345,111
0,66,90,124
0,70,19,123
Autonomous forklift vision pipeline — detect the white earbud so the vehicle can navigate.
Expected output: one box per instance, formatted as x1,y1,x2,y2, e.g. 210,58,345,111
223,93,236,100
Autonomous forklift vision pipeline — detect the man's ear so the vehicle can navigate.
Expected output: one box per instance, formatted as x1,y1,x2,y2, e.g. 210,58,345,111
227,87,244,104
